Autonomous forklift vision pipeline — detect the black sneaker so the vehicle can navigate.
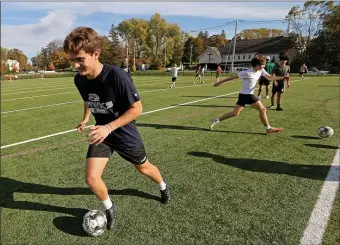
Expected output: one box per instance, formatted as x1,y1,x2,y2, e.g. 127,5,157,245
268,105,274,109
276,107,283,111
160,181,171,204
105,203,117,230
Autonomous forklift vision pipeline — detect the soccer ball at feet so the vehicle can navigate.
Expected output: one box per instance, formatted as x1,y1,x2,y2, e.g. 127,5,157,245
82,210,107,236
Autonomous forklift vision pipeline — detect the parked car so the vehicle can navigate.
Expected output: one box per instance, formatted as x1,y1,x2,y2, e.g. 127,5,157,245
307,67,330,75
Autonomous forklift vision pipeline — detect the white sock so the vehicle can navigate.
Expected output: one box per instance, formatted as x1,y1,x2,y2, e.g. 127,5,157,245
102,196,113,210
159,181,167,191
265,125,272,130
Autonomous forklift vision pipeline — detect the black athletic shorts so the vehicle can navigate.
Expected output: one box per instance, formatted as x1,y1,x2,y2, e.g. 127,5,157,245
272,83,285,93
259,76,270,86
86,142,148,165
172,77,177,82
299,72,304,75
236,93,259,107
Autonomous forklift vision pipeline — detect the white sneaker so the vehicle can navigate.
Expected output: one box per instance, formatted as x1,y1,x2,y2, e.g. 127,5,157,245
266,95,269,99
210,119,219,130
258,95,261,99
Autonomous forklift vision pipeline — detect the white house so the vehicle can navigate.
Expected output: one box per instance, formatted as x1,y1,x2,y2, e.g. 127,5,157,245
198,35,297,71
5,59,20,72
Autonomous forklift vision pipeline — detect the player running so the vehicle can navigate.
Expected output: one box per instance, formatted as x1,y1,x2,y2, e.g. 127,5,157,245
210,54,289,134
269,54,291,111
216,65,222,83
170,63,183,89
194,65,202,84
63,27,171,231
257,56,275,99
299,63,308,80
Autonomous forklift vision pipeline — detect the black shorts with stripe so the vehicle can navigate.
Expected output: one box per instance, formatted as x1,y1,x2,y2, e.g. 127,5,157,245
87,142,148,165
236,93,259,107
258,76,269,86
272,83,285,93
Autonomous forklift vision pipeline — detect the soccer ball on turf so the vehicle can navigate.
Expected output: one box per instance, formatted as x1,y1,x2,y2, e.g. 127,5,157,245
82,210,107,236
317,126,334,138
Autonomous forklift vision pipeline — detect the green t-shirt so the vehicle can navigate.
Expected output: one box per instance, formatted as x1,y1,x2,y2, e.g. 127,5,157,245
265,61,275,75
273,65,290,83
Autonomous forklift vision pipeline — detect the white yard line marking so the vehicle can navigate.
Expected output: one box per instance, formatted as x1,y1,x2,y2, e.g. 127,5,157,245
1,101,82,114
0,91,238,149
1,82,213,103
300,148,340,245
1,86,76,96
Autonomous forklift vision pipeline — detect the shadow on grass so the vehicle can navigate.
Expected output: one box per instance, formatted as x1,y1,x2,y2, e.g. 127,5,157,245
137,123,266,136
291,135,321,140
0,177,160,236
305,144,339,149
188,151,333,180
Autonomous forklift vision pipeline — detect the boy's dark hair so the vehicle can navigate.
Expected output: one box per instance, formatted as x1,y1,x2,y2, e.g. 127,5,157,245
279,53,289,61
63,27,101,55
250,54,266,67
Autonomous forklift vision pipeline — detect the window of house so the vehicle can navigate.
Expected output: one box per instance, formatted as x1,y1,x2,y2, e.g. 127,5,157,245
238,55,240,59
248,54,251,59
243,55,245,59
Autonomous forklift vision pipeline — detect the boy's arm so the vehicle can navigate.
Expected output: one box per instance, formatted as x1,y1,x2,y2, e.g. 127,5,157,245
214,75,239,87
76,102,91,132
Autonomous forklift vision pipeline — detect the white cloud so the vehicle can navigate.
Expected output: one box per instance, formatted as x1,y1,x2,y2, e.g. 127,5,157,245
1,2,296,59
1,10,75,59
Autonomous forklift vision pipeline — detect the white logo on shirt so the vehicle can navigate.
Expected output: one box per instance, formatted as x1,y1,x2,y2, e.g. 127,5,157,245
86,93,112,114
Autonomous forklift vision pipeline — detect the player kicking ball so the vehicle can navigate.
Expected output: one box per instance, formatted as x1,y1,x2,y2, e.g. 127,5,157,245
170,63,183,89
210,54,289,134
63,27,171,231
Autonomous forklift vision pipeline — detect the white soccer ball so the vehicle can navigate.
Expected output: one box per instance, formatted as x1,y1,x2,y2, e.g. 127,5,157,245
317,126,334,138
82,210,107,236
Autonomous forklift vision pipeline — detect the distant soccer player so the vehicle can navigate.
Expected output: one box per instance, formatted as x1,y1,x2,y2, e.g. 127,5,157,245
269,54,291,111
63,27,171,231
257,56,275,99
216,65,223,83
194,65,202,84
170,63,183,89
210,54,289,134
299,63,308,80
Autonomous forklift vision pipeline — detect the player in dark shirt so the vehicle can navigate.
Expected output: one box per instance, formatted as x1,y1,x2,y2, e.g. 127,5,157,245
63,27,171,231
269,54,291,111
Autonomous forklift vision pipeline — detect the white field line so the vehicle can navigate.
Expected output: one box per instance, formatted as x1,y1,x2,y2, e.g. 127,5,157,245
0,79,168,93
0,91,238,149
1,82,213,103
300,148,340,245
0,76,168,92
1,101,82,114
1,83,213,113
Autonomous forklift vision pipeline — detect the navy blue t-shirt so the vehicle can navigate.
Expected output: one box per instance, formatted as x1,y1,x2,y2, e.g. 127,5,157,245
74,64,143,149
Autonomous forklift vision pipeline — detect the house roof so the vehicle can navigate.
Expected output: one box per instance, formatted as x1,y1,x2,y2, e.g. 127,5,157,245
198,46,221,59
218,36,295,55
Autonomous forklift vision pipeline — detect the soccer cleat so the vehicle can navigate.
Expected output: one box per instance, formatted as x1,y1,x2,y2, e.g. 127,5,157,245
266,127,284,134
160,181,171,204
276,107,283,111
105,203,117,230
210,119,219,130
267,105,274,109
266,95,269,99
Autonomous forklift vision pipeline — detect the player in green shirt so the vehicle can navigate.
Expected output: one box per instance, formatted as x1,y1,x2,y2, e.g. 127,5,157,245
257,56,275,99
269,54,291,111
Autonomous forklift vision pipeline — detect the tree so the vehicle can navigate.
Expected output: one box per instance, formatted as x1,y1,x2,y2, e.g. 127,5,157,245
285,1,334,58
1,47,8,61
40,48,50,70
48,63,55,71
207,35,227,48
6,49,28,70
106,25,124,66
239,28,285,40
147,13,168,67
51,51,71,70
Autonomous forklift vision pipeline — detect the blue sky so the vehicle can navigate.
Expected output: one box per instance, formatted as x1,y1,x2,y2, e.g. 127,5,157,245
1,2,303,60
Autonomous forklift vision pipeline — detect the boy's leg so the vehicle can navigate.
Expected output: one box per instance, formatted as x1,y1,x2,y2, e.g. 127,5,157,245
270,90,276,108
250,101,284,133
210,104,244,130
265,85,269,98
86,157,117,230
258,84,263,97
276,92,283,110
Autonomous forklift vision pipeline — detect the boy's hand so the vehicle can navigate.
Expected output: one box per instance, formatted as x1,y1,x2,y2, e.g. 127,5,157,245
274,81,278,86
76,119,89,132
88,125,111,145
